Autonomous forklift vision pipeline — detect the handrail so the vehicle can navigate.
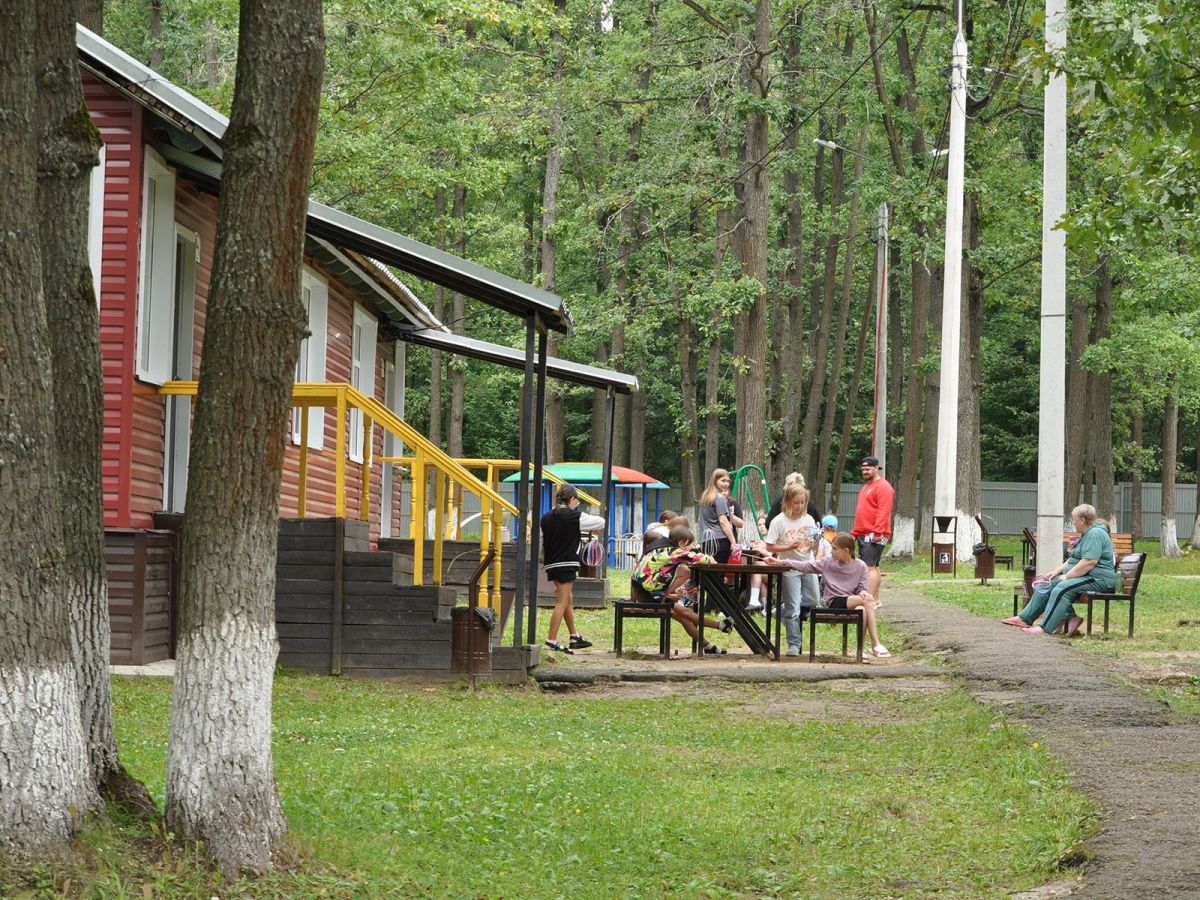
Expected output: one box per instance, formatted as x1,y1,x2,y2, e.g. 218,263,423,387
382,456,602,508
160,380,514,602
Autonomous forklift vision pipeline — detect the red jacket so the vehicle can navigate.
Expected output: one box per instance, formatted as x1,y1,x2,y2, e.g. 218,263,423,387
852,478,894,539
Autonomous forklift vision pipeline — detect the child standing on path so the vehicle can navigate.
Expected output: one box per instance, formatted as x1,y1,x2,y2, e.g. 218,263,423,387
764,483,818,656
541,483,605,654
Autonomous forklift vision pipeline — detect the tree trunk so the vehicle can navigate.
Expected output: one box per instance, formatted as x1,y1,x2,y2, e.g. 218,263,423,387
812,124,867,510
165,1,324,878
1,0,98,859
204,18,221,89
81,0,103,33
1064,290,1092,507
887,240,904,456
447,184,467,458
1090,261,1115,520
954,192,983,561
540,10,566,464
429,187,444,446
149,0,163,70
777,25,806,479
1161,388,1182,557
796,127,845,478
731,0,771,471
1191,425,1200,546
1131,407,1144,541
704,202,732,479
918,265,944,550
887,253,931,559
830,254,877,514
37,0,151,811
588,343,609,461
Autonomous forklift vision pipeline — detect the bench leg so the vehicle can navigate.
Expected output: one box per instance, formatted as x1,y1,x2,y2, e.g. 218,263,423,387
1084,597,1093,636
856,613,864,664
1128,598,1135,638
809,614,817,662
659,613,670,658
1103,599,1110,635
842,621,849,657
614,611,624,657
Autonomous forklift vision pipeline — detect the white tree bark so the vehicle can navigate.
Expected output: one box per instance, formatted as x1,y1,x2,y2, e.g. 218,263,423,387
0,665,97,858
166,617,284,871
889,514,916,559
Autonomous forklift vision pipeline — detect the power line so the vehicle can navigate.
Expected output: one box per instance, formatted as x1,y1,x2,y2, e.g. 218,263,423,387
556,7,919,294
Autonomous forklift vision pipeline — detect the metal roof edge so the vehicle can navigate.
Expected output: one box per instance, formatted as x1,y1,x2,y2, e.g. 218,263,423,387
77,24,228,149
397,328,637,393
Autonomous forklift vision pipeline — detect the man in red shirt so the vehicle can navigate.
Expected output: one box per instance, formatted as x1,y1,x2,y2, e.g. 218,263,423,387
852,456,894,605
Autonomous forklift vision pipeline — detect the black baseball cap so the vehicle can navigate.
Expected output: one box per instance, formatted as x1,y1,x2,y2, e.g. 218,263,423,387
861,456,881,467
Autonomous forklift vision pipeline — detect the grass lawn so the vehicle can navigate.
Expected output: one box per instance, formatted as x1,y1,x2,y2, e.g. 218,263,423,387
885,538,1200,713
19,672,1092,898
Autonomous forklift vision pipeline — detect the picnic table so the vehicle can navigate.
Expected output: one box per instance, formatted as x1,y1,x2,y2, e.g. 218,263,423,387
690,561,786,659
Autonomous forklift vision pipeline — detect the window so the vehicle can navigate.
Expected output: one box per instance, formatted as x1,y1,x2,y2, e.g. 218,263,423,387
348,304,377,462
136,147,176,383
292,267,328,448
87,142,106,303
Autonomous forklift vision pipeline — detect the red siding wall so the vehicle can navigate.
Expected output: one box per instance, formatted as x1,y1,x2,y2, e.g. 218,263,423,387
279,276,391,547
86,74,394,538
87,73,143,528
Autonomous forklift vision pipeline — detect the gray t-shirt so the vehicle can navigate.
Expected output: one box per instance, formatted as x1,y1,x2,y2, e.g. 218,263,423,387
698,494,731,543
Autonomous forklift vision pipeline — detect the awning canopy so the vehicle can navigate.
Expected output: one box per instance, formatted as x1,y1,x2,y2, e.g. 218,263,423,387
398,327,638,394
503,462,666,488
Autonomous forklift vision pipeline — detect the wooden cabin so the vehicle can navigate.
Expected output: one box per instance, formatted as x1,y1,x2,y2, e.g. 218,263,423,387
78,26,579,676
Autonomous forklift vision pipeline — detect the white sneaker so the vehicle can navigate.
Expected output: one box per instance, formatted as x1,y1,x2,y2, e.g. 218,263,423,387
872,644,891,658
785,646,801,657
746,599,763,612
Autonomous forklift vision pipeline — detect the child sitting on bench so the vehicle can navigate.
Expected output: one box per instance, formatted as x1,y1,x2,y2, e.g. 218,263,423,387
633,524,734,655
762,532,890,658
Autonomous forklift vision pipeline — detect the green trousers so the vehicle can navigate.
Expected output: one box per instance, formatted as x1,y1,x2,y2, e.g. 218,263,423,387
1018,574,1107,634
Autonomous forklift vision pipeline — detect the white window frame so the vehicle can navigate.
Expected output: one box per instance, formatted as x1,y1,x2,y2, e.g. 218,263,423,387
379,342,406,539
87,142,107,304
348,303,377,463
136,147,177,384
292,267,328,448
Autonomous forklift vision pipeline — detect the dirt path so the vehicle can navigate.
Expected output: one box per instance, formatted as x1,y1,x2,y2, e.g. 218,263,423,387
885,584,1200,899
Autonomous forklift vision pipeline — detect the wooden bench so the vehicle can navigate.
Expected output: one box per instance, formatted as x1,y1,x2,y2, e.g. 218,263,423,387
808,606,864,663
613,582,673,659
1011,531,1137,621
1078,552,1147,637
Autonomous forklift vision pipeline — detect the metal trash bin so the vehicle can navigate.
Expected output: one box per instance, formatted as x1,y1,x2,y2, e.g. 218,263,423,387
972,542,996,581
932,542,955,574
451,606,495,675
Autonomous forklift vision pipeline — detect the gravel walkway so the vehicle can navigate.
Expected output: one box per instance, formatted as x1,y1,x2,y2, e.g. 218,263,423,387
886,584,1200,898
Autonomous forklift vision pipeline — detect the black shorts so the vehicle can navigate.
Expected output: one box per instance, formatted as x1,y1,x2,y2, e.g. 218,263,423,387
857,538,885,567
829,596,850,610
711,538,732,565
546,566,578,584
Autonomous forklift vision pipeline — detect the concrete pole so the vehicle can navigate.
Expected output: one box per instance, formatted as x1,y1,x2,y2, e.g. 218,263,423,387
872,203,889,471
1037,0,1068,573
934,24,968,527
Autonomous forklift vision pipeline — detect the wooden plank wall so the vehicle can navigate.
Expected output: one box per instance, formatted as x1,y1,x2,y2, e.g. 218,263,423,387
276,518,464,679
106,528,175,665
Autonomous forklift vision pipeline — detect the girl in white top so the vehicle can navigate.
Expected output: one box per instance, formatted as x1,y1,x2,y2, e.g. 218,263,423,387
764,483,818,656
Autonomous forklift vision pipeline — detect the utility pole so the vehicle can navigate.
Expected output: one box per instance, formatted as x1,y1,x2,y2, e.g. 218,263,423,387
934,10,968,528
1037,0,1067,572
872,203,889,471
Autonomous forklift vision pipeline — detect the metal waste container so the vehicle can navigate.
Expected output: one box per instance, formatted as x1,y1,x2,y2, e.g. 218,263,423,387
451,606,495,675
972,542,996,581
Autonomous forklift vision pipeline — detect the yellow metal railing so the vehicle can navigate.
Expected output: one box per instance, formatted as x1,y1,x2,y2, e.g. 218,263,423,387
160,382,517,608
382,456,600,537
